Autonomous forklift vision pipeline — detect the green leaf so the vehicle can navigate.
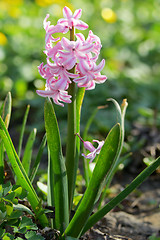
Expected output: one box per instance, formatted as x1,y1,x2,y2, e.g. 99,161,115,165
12,185,28,199
0,102,4,117
0,228,5,237
2,233,14,240
3,182,12,196
21,128,37,176
4,192,15,201
7,218,20,227
0,201,6,212
44,98,69,233
0,143,4,184
25,230,44,240
29,134,46,183
0,184,3,195
13,204,34,216
12,186,27,199
6,204,13,216
19,216,38,231
37,181,47,195
0,209,6,219
64,124,121,238
18,105,30,157
9,210,23,219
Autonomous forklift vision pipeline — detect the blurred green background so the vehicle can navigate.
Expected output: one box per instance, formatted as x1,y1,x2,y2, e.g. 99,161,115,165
0,0,160,155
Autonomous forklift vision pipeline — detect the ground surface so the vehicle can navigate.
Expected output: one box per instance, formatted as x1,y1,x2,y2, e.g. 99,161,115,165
40,173,160,240
81,173,160,240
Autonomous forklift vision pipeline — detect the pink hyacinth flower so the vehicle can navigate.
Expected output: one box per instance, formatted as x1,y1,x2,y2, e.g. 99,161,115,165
58,6,88,31
76,134,104,163
59,37,94,69
74,59,107,90
36,76,72,107
37,88,72,107
47,58,78,85
76,31,102,61
44,14,67,45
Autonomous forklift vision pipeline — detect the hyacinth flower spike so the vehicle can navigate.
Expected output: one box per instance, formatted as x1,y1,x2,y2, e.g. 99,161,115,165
76,133,104,163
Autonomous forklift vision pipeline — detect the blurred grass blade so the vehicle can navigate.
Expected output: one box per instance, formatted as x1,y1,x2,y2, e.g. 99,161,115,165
0,92,12,184
1,92,12,129
82,156,160,235
64,124,121,238
18,105,30,157
30,134,47,183
21,128,37,176
44,98,69,233
0,102,4,116
0,126,48,227
0,143,4,184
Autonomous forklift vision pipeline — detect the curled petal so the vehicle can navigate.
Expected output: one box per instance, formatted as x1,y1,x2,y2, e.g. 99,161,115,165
82,152,96,163
54,90,72,106
85,81,95,90
92,59,105,72
76,134,104,162
92,140,105,154
43,14,50,31
94,73,107,84
36,89,71,107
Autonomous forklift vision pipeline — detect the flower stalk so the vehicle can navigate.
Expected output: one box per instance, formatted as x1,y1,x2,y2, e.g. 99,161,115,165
65,27,77,212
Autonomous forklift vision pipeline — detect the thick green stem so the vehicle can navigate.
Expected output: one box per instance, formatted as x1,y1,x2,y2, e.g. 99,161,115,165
65,27,77,212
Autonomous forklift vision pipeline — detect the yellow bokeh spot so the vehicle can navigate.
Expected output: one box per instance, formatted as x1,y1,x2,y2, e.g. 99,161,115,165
0,0,22,18
4,0,23,5
8,7,21,18
101,8,117,23
35,0,67,7
0,32,7,46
